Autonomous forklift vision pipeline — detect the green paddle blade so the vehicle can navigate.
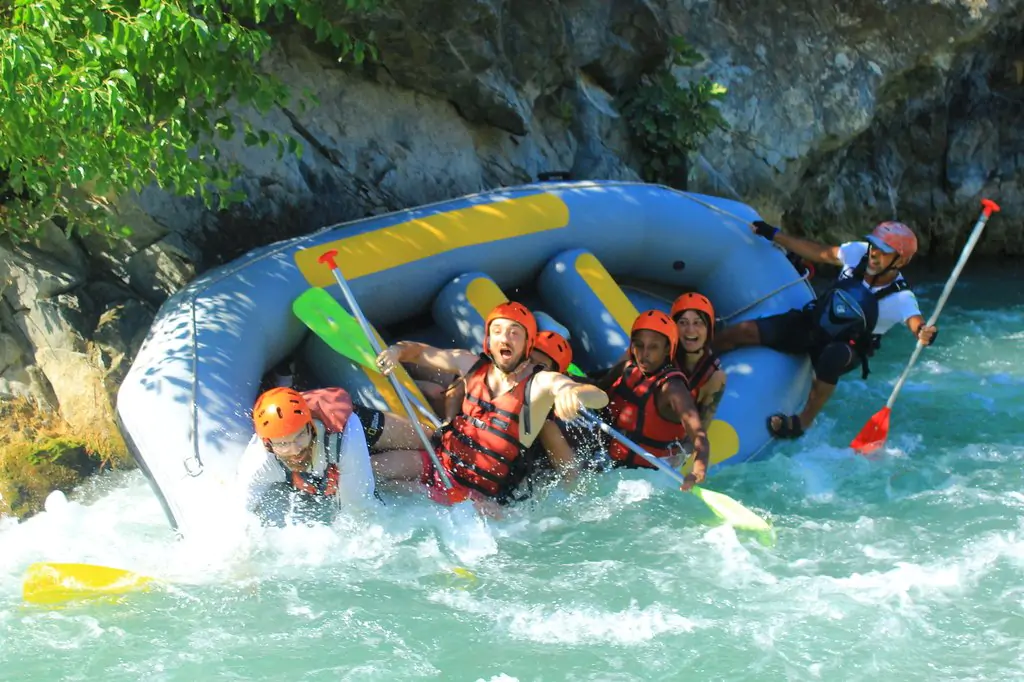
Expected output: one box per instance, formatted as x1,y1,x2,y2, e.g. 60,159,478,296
292,288,377,370
692,486,775,543
567,362,586,377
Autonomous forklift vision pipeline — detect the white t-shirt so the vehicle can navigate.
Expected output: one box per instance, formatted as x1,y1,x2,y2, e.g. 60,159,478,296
235,417,379,512
836,241,921,335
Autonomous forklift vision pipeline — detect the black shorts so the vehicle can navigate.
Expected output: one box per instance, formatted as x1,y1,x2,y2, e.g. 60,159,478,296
351,403,386,448
755,309,817,355
755,309,862,385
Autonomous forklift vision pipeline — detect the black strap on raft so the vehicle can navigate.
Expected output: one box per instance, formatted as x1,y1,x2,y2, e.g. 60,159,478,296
840,254,913,379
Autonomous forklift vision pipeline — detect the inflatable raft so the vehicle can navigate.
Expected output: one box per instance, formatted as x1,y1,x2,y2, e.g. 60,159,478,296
116,180,815,535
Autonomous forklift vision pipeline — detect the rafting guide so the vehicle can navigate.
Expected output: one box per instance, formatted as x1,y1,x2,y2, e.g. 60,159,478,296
713,219,937,440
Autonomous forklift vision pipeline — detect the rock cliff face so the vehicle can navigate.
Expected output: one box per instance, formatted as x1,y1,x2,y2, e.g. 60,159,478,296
675,0,1023,254
1,0,1021,488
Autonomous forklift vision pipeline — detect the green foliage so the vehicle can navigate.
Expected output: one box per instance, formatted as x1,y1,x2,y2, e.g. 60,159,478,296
621,36,729,187
0,0,377,241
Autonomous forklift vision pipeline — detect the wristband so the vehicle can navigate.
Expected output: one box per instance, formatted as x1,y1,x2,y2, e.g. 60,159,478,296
752,220,779,241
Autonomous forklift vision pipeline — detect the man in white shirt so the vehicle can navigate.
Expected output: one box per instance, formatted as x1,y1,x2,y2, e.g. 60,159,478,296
236,386,427,518
713,220,937,440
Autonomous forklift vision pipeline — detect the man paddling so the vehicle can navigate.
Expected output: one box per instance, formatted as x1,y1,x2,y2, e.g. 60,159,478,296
369,302,609,505
714,220,937,439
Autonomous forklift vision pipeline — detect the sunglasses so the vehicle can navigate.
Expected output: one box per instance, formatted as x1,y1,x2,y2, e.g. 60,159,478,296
267,425,311,452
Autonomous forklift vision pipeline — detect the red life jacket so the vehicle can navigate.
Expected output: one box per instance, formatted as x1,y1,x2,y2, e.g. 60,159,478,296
677,349,722,400
289,455,340,496
439,355,540,500
282,387,352,497
607,360,687,469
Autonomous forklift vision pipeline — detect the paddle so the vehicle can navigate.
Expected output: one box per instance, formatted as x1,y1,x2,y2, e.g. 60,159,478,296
293,287,377,370
850,198,1001,455
566,362,587,378
313,250,469,506
23,562,156,605
579,409,774,537
292,287,441,429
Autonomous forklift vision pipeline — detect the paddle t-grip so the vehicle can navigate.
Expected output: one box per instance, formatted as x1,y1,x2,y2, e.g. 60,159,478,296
317,249,340,271
980,198,1000,217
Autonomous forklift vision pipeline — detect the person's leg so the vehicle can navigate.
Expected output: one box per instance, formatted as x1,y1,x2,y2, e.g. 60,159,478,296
351,404,429,452
715,310,811,355
369,449,429,481
767,342,861,438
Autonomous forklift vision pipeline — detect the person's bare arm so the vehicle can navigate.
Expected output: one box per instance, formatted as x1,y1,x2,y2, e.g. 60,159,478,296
904,314,937,345
771,231,842,266
697,371,727,427
443,379,466,422
377,341,478,377
545,372,610,422
539,420,578,486
658,379,708,490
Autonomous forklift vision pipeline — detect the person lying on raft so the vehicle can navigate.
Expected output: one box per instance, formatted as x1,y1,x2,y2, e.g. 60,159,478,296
714,219,937,439
598,310,710,490
236,386,428,513
671,293,728,429
369,301,609,506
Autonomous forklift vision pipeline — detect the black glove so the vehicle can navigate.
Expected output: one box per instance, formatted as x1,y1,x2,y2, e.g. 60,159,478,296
752,220,779,241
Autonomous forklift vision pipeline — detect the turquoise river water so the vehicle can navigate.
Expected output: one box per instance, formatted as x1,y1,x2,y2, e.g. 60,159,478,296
1,265,1022,681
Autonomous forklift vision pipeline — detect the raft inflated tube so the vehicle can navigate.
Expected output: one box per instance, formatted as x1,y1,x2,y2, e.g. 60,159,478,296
537,248,639,372
432,272,508,353
533,311,572,340
116,180,815,536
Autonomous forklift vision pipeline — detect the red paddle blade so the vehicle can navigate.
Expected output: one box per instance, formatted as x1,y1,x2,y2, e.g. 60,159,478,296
850,406,892,455
427,483,470,506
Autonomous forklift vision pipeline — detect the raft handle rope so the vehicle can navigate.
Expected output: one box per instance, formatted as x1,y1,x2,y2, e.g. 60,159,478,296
717,271,811,325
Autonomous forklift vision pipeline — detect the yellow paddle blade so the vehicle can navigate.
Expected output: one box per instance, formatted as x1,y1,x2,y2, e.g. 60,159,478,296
22,562,156,605
692,486,776,545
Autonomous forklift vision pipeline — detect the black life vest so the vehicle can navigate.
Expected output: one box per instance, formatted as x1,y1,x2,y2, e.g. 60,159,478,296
806,253,912,379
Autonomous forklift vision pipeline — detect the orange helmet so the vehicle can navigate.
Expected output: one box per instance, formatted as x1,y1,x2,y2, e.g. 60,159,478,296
670,292,716,342
534,330,572,372
865,221,918,263
484,301,537,357
253,387,311,440
630,309,678,359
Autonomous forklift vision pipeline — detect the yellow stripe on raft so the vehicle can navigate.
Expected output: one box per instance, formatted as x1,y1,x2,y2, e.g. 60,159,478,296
296,193,571,288
465,276,509,320
680,419,742,473
573,252,638,335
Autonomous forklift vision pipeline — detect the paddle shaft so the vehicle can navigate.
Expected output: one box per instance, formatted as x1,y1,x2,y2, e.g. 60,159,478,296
316,252,457,491
882,201,999,410
580,408,690,488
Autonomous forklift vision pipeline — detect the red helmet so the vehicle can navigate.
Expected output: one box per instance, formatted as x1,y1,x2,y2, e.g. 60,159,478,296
484,301,537,357
534,330,572,372
630,309,679,359
253,387,311,440
865,221,918,263
670,292,716,342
